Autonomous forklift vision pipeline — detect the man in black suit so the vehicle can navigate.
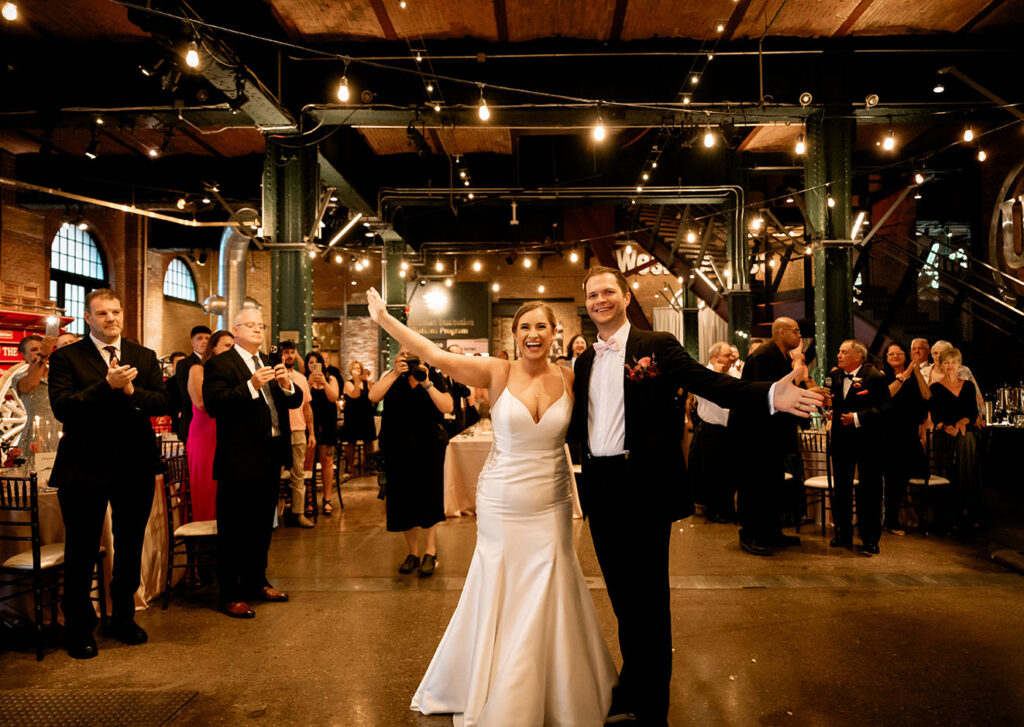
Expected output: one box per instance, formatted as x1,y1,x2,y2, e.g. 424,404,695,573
48,288,171,659
172,325,211,443
828,339,892,555
568,267,824,726
729,317,808,556
444,343,472,437
203,308,302,618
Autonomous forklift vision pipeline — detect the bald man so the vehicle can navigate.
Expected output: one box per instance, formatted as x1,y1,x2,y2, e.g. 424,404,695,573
728,317,808,555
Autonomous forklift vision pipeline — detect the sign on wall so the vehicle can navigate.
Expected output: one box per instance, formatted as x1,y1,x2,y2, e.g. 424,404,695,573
406,281,491,341
616,245,673,276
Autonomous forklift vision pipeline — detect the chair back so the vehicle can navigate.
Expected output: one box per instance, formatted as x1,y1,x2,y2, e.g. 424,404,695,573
0,473,42,572
162,455,194,533
160,439,185,462
798,429,831,481
924,429,956,484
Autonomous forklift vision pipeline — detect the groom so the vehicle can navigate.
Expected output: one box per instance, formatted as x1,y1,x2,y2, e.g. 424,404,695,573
568,267,823,725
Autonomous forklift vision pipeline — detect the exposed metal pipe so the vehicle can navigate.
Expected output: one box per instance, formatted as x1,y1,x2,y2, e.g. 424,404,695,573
217,208,259,330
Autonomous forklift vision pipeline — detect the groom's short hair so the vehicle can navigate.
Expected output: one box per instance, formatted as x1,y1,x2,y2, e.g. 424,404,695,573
583,266,629,296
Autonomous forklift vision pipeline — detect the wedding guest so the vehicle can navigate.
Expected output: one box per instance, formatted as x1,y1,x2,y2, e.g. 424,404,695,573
341,360,378,479
728,344,743,375
926,340,985,416
304,351,341,514
280,341,315,528
186,330,235,521
567,334,588,370
56,332,79,348
881,342,930,535
13,334,58,451
828,339,891,555
173,325,211,444
48,288,171,657
166,351,186,436
689,341,737,523
369,349,452,576
929,348,983,533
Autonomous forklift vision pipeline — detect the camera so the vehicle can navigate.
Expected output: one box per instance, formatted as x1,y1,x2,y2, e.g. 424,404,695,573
404,356,428,382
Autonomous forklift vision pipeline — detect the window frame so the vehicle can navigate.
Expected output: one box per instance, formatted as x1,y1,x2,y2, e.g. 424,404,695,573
49,224,109,335
162,256,200,305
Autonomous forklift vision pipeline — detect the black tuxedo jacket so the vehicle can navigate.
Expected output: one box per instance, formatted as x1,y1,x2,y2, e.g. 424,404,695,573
173,352,201,440
728,341,800,453
48,337,171,488
202,347,302,482
827,365,891,447
568,327,771,520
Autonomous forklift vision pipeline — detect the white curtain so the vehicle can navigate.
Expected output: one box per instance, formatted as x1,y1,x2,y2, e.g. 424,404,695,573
652,306,683,342
698,306,728,365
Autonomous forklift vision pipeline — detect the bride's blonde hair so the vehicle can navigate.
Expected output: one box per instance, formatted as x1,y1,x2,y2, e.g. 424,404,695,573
511,301,556,333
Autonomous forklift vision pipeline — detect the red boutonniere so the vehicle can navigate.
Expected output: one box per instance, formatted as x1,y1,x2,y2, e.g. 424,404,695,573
625,355,660,382
851,377,863,390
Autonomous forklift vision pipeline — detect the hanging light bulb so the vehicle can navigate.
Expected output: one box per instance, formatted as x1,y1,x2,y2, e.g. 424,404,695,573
478,86,490,121
882,130,896,151
309,248,318,259
962,126,974,142
978,149,987,162
400,261,409,271
914,192,922,200
337,75,350,102
716,22,725,32
184,41,200,68
751,218,763,231
636,185,643,193
335,254,343,264
176,197,187,210
399,269,407,278
523,257,532,268
933,80,945,94
690,74,700,86
538,284,545,293
682,94,691,105
434,103,441,112
361,257,370,267
459,169,466,179
827,195,836,208
473,260,482,271
795,133,806,155
435,260,443,272
399,0,407,7
569,250,579,263
445,278,453,287
492,282,500,292
642,172,649,181
468,192,475,200
914,172,925,185
354,261,363,270
651,161,657,168
703,128,715,148
687,231,696,243
592,119,606,142
415,51,423,63
625,244,632,254
2,2,18,21
632,281,639,290
426,82,434,93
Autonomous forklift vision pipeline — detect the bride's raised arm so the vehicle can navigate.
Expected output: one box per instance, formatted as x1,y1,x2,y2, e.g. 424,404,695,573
366,287,506,389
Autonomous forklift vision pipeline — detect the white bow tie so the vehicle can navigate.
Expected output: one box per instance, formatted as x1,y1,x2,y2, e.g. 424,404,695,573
593,338,620,358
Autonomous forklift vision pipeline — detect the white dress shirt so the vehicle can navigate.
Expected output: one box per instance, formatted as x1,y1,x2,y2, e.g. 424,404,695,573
696,363,737,427
89,333,121,366
841,364,863,428
587,321,630,456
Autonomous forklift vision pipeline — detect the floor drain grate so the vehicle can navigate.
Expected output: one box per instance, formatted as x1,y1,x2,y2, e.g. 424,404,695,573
0,689,198,726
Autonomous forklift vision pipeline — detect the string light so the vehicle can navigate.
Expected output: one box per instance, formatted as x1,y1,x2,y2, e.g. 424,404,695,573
795,134,806,155
492,282,500,292
703,127,715,148
435,260,444,272
962,126,974,142
337,75,350,102
914,172,925,185
538,284,545,293
184,42,200,68
592,118,606,142
445,278,453,287
473,260,482,271
478,85,490,121
978,149,987,162
569,250,579,263
523,257,532,268
882,130,896,151
2,2,17,21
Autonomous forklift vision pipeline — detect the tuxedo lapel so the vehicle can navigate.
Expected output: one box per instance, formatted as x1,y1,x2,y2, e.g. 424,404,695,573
622,328,643,423
229,347,255,383
118,340,136,369
76,339,110,379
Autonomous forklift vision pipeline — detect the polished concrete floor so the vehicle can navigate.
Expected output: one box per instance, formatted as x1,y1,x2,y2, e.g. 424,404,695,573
2,477,1023,727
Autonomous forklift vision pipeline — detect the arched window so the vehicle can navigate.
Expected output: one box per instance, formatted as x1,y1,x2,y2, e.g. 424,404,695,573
50,223,108,335
163,257,198,303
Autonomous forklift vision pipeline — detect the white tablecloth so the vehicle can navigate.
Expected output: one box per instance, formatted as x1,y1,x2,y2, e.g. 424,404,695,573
443,423,583,519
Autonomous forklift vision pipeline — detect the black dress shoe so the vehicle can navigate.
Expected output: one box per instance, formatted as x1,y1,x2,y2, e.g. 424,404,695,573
103,620,148,645
419,553,437,577
861,542,880,555
67,635,99,660
769,533,802,547
739,539,774,556
398,554,420,574
830,536,853,548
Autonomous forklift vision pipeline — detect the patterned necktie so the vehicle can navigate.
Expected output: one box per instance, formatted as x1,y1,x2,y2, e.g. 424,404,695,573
103,345,119,367
252,354,280,435
593,338,620,359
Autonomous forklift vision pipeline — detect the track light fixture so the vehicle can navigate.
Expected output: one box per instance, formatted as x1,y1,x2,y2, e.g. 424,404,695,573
84,131,99,160
932,79,945,94
798,92,813,107
864,93,879,108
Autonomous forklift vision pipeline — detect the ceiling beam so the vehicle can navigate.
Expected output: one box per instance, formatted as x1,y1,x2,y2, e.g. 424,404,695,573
318,153,405,245
368,0,399,41
959,0,1009,33
609,0,629,43
833,0,877,38
493,0,509,43
722,0,753,43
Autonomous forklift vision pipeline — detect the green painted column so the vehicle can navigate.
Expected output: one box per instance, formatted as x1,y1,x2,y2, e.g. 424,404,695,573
264,139,317,354
805,108,855,382
380,238,407,375
723,185,752,355
681,285,699,360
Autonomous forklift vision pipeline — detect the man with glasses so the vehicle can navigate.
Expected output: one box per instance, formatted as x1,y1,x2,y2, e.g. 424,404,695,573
203,309,302,618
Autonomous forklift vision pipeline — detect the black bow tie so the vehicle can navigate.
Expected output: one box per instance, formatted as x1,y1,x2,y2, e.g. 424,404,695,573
842,372,855,380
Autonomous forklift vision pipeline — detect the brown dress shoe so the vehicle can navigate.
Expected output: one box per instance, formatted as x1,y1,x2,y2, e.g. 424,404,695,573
259,586,289,602
221,601,256,619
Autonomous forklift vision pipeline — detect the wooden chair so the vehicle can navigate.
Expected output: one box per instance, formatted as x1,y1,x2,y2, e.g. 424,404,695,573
797,429,859,536
161,455,216,609
160,438,185,461
904,430,954,532
0,473,106,660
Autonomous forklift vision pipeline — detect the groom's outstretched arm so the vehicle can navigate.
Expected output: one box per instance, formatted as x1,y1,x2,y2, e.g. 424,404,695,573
657,334,771,414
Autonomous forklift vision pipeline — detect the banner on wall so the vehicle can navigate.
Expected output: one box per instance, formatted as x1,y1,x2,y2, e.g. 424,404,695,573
407,281,491,341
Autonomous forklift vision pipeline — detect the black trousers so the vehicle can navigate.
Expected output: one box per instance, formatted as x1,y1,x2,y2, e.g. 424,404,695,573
216,470,280,603
58,474,155,637
832,436,884,545
883,427,924,529
583,456,672,726
737,445,786,543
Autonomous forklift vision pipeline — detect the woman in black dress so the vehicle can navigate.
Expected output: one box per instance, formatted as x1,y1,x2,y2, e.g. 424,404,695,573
881,342,930,534
929,348,982,532
303,352,340,514
341,360,379,478
369,349,452,576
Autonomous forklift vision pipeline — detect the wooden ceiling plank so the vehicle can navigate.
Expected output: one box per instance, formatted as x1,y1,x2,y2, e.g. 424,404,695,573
959,0,1010,32
368,0,399,40
494,0,510,42
833,0,878,37
609,0,629,42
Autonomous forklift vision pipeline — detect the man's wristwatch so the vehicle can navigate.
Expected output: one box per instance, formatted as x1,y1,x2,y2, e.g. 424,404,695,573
422,380,434,391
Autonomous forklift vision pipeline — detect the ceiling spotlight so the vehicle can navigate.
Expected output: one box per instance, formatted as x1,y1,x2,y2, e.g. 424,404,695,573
962,126,974,142
795,133,806,155
569,250,579,263
2,2,18,21
592,119,606,142
865,93,879,108
184,41,200,68
703,128,715,148
84,137,99,160
933,80,945,94
798,92,813,107
882,130,896,151
978,149,987,162
492,282,500,292
337,76,350,102
445,278,453,287
914,172,925,185
435,260,443,271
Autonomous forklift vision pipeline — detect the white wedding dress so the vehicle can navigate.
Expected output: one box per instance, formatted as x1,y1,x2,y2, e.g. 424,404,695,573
411,374,616,726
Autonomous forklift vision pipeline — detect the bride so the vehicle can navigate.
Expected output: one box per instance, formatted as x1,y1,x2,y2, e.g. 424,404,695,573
366,288,615,726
